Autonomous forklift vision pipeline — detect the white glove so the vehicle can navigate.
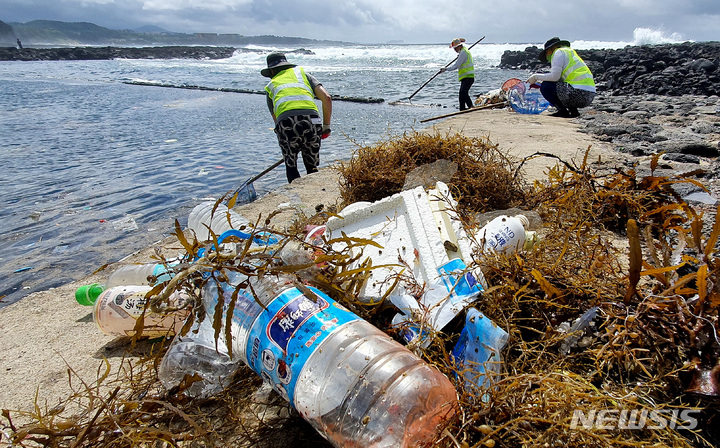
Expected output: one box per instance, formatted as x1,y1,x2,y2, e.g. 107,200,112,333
527,74,539,85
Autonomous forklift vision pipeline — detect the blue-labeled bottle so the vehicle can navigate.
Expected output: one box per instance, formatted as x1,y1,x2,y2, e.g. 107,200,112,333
194,270,458,448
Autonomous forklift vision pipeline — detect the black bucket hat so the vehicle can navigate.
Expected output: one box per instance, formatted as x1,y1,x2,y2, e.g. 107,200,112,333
261,52,296,77
538,37,571,62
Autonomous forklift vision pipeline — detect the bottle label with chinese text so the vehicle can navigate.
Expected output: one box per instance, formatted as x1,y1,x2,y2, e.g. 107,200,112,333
245,286,359,404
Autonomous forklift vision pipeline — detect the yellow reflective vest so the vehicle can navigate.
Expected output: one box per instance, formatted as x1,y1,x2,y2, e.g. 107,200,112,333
555,47,595,91
265,67,319,120
458,47,474,81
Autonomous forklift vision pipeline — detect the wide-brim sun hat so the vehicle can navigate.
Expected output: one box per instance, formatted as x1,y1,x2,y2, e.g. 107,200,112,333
450,37,466,48
538,37,571,61
261,52,296,77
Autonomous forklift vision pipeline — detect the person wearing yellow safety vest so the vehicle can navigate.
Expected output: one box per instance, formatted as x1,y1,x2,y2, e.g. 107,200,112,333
440,38,475,110
262,52,333,183
526,37,596,118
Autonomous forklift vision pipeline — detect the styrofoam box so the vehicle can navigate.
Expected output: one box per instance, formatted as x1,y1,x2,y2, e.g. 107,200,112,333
326,182,485,305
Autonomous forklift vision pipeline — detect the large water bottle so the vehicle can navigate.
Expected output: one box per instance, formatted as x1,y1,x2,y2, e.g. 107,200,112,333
187,201,250,241
92,285,189,337
194,270,458,448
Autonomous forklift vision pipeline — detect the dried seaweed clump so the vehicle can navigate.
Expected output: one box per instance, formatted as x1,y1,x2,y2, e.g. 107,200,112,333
443,155,720,448
336,130,527,212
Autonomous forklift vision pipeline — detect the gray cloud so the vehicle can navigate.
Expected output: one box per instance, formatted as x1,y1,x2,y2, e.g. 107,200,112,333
2,0,717,43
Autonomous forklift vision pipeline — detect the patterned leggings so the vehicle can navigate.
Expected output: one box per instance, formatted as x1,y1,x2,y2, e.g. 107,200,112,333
540,81,595,111
275,114,322,183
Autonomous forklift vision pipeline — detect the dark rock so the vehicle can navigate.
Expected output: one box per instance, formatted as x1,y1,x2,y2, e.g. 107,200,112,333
652,141,720,157
499,41,720,97
0,46,238,61
663,153,701,164
631,148,650,157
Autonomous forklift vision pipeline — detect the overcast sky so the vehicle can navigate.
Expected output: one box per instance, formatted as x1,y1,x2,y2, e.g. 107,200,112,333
3,0,718,44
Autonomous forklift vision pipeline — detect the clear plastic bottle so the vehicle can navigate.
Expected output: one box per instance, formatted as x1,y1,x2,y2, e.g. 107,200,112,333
158,316,239,398
106,263,174,288
198,270,458,448
473,214,530,254
93,285,189,337
74,263,176,306
187,201,250,241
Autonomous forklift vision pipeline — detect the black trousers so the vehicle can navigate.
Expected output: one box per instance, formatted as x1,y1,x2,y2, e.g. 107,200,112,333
459,77,475,110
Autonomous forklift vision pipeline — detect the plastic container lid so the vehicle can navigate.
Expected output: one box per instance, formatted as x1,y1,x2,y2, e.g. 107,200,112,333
75,283,105,306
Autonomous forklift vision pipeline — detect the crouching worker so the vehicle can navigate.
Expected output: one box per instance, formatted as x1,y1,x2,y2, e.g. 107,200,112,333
527,37,595,118
262,52,332,183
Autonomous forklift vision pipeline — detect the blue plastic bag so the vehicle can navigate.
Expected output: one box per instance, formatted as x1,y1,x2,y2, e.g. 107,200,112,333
508,83,550,115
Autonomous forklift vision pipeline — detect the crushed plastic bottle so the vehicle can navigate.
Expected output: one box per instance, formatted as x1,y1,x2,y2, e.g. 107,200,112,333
558,306,599,355
184,269,458,448
451,308,508,400
158,316,239,398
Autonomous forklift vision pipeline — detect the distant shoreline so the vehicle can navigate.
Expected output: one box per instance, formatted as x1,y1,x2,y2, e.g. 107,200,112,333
0,45,237,61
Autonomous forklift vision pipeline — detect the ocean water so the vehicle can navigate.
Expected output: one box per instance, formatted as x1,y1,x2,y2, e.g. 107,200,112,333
0,30,681,307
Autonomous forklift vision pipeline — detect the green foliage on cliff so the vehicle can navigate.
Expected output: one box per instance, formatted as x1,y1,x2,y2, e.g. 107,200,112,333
0,20,17,44
5,19,346,46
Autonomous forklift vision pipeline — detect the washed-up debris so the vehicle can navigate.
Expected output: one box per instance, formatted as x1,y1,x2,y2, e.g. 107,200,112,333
451,308,509,398
111,215,139,231
3,134,720,448
474,87,507,107
558,306,599,355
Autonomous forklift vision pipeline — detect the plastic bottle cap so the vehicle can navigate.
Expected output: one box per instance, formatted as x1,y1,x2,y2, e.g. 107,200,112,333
524,231,538,250
75,283,105,306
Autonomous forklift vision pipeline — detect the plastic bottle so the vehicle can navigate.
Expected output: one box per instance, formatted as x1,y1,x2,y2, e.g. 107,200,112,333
474,214,531,254
192,270,458,448
106,263,175,288
187,201,250,242
451,308,508,400
93,285,189,337
159,316,239,398
74,263,176,306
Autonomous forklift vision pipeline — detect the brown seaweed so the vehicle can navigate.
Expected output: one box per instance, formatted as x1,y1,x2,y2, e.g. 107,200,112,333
3,133,719,448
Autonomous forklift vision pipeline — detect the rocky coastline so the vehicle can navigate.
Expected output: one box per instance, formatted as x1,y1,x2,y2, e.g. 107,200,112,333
500,41,720,96
575,93,720,215
0,45,237,61
501,41,720,205
0,45,316,61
